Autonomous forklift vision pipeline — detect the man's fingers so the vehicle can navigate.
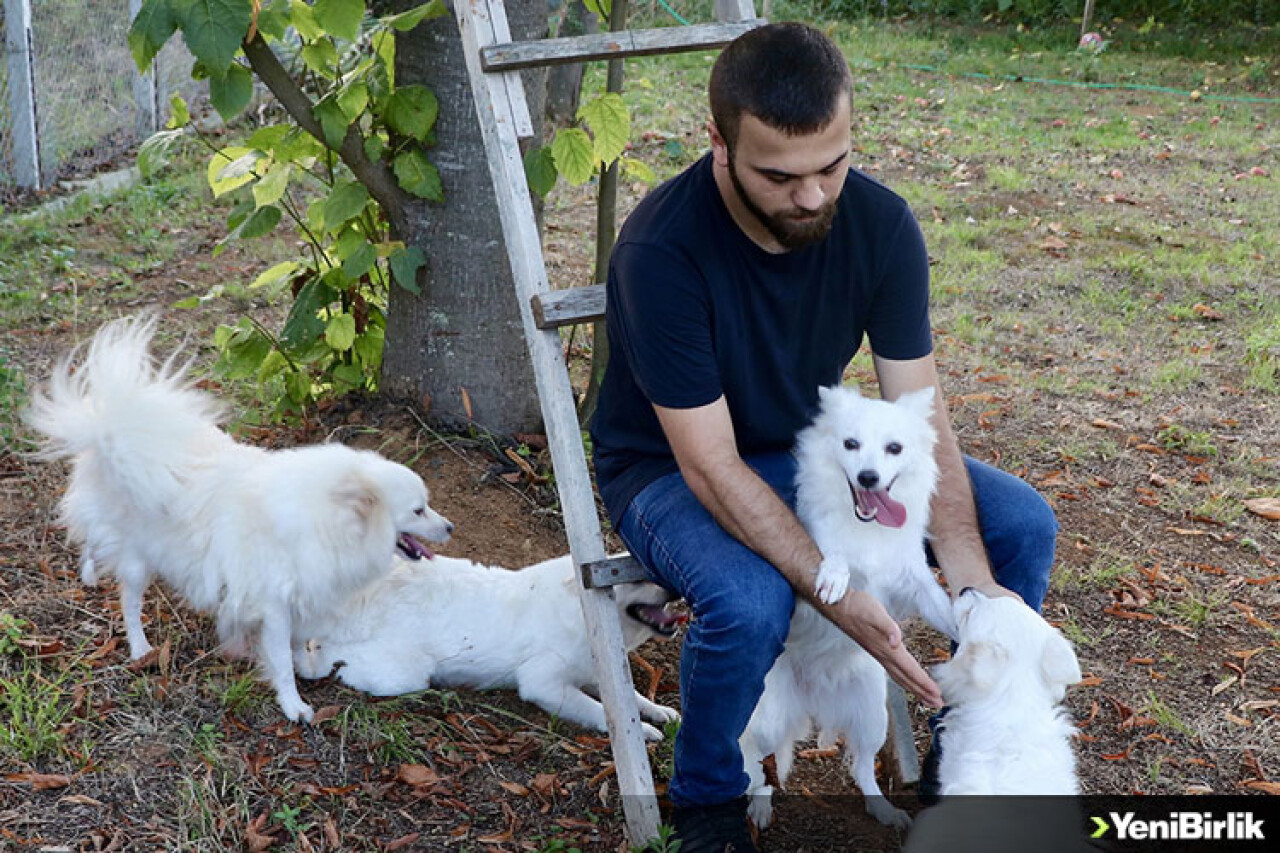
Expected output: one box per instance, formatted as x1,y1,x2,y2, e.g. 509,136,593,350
833,590,941,706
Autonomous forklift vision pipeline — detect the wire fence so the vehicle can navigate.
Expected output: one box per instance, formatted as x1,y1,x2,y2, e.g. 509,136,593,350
0,0,205,197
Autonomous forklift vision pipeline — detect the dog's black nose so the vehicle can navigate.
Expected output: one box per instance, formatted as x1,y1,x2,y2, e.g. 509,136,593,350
857,470,879,489
445,521,455,534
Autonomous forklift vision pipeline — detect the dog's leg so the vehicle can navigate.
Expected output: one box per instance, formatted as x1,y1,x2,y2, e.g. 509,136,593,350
258,616,314,723
741,724,777,831
115,560,153,659
843,669,911,829
633,691,680,728
80,553,99,587
520,680,664,741
910,564,959,641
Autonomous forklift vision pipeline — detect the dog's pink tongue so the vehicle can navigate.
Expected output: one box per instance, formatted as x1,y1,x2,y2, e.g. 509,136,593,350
860,489,908,528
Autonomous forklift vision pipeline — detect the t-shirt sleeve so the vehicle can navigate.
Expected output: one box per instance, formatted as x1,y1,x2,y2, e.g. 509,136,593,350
863,207,934,361
609,241,723,409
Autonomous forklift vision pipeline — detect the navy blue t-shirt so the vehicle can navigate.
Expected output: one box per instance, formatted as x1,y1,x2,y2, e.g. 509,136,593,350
590,154,933,525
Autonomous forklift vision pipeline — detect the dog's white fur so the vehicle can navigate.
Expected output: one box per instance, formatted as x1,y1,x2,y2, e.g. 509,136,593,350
743,385,956,831
932,589,1082,795
24,315,454,722
294,553,682,740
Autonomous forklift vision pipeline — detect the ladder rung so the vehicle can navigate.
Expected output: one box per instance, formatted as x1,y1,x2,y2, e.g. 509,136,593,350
581,554,649,589
481,21,763,72
532,283,606,330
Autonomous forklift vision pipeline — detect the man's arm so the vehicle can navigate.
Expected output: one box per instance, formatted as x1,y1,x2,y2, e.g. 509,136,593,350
654,397,943,705
873,352,1015,600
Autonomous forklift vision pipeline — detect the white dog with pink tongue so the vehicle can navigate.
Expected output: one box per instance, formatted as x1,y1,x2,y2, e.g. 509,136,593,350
742,385,957,831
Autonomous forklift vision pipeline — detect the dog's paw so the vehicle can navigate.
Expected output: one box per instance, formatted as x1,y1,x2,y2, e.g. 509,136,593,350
642,722,665,742
646,704,680,726
80,556,98,587
865,796,911,830
814,558,850,604
747,785,775,830
279,696,315,724
127,638,155,660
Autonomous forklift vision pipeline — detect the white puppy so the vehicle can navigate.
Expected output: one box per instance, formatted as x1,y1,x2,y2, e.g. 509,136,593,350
294,553,683,740
932,588,1082,796
743,385,956,831
25,315,454,722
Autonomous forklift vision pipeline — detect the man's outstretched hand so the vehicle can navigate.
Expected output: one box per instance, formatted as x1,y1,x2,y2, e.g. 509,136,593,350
822,588,943,707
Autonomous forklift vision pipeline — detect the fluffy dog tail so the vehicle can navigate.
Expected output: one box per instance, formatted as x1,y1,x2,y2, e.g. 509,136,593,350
24,314,225,513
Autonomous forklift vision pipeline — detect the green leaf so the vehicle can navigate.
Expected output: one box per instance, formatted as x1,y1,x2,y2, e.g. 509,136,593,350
383,86,438,141
336,82,369,122
222,328,273,380
237,205,282,240
175,0,254,76
246,123,291,151
583,0,610,20
314,0,365,43
282,279,330,351
620,156,656,185
209,62,254,120
375,29,396,87
353,326,384,370
551,128,595,185
325,313,358,351
166,92,191,129
207,147,263,196
249,260,301,296
252,163,290,208
138,129,186,180
255,0,290,39
341,241,377,279
384,0,445,32
393,150,443,201
578,93,630,165
524,145,558,197
389,246,425,294
285,369,313,404
313,97,350,148
331,362,366,390
331,227,367,262
323,181,370,230
301,39,341,78
128,0,178,73
363,133,386,163
288,0,322,40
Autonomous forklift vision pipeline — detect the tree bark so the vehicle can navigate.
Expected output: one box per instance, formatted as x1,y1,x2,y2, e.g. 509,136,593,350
545,0,598,127
381,0,548,435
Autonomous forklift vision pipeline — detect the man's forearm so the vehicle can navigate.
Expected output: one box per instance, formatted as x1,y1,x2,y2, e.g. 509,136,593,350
928,414,996,594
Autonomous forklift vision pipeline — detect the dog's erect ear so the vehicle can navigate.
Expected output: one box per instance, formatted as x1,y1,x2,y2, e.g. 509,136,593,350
896,387,936,420
1040,628,1083,696
333,476,385,529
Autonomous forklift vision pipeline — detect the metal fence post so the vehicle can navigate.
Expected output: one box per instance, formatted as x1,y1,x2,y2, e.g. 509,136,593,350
5,0,40,189
128,0,159,135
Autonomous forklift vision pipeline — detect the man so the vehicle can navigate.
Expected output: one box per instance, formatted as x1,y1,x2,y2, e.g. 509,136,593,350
590,22,1056,852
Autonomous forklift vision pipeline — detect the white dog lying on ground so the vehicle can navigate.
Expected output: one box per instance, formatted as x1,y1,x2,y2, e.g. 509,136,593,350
931,587,1082,795
24,315,454,722
742,385,957,831
294,553,684,740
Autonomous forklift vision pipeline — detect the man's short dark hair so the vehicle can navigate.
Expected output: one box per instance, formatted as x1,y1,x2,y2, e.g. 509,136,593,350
710,21,852,151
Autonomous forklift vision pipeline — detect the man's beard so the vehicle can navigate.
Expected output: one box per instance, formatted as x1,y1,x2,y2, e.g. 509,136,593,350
727,155,838,251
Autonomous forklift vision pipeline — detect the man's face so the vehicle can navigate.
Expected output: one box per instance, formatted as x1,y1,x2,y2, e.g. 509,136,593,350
713,99,852,252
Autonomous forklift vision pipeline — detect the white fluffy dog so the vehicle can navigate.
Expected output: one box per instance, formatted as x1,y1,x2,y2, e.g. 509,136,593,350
294,553,684,740
743,385,956,831
931,588,1082,795
25,315,454,722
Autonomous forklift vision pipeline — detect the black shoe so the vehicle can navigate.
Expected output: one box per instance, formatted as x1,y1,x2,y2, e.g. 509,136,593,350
671,796,757,853
917,707,948,806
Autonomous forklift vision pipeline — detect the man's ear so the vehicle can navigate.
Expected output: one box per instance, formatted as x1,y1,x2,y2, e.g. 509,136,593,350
708,120,730,167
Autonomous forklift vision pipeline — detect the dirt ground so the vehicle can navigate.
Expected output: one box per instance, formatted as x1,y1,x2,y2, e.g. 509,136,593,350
2,85,1279,853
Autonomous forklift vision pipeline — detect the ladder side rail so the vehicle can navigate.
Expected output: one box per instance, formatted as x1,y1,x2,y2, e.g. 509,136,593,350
454,1,661,844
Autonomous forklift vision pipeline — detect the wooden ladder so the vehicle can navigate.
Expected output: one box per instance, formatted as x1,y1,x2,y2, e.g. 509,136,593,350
452,1,917,844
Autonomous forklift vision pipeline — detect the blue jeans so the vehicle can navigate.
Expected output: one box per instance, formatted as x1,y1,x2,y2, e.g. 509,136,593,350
615,451,1057,808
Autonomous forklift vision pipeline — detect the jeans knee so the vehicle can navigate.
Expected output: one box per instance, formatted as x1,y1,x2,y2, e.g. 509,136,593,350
700,579,795,662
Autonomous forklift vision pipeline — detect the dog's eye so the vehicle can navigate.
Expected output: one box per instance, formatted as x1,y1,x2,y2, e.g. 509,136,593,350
843,438,860,451
886,442,903,455
414,507,425,516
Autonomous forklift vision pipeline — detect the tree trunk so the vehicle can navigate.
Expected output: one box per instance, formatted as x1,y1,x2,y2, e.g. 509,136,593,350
382,0,548,435
545,0,598,127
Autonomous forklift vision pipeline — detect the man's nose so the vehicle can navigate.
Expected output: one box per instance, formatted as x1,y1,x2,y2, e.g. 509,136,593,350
792,178,825,212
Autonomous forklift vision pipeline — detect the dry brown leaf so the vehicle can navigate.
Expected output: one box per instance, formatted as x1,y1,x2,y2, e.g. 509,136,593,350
245,812,276,853
1192,303,1225,320
396,764,440,787
58,794,104,807
1243,498,1280,520
1241,781,1280,794
460,386,473,420
6,772,72,790
497,780,529,797
384,833,421,851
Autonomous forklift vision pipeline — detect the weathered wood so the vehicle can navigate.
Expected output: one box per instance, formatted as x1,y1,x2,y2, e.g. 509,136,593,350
717,0,759,23
481,20,762,72
456,0,661,843
581,554,648,589
531,284,606,330
886,678,922,784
